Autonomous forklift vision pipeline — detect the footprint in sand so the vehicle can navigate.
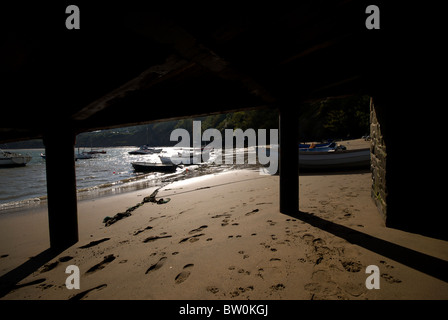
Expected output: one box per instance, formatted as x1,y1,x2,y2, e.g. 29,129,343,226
211,213,231,219
189,225,208,234
40,261,60,273
179,233,205,243
69,284,107,300
301,233,315,243
134,226,153,236
271,283,285,291
145,257,167,274
59,256,74,262
245,208,259,216
86,254,116,274
40,256,75,273
79,238,110,249
229,286,254,298
379,260,395,269
341,260,363,273
207,286,220,294
143,235,172,243
175,264,194,284
381,273,402,284
312,238,326,246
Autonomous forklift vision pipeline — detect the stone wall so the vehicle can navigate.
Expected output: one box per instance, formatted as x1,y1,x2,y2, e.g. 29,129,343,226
369,97,387,221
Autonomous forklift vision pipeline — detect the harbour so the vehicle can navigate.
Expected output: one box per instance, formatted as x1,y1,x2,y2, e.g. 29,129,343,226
0,145,260,213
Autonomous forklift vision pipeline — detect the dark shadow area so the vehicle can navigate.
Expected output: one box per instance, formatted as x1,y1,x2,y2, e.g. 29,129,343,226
0,247,66,298
386,219,448,243
283,210,448,284
299,167,371,176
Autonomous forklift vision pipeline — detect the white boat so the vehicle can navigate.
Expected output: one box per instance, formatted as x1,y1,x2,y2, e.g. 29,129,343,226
0,149,32,167
159,150,202,165
299,148,370,170
159,154,173,164
129,145,163,155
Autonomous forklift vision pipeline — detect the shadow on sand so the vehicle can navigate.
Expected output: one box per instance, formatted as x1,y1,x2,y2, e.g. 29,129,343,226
284,210,448,284
0,247,66,298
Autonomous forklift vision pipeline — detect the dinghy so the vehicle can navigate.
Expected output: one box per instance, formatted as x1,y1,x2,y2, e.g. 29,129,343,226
131,162,177,173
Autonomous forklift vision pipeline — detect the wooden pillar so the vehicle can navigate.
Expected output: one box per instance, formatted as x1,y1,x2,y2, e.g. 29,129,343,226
43,129,78,249
279,108,299,214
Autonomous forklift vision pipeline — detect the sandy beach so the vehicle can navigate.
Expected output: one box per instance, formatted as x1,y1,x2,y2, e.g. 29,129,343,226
1,162,448,300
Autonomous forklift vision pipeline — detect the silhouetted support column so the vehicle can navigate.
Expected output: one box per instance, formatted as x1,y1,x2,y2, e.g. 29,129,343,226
279,108,299,214
43,130,78,250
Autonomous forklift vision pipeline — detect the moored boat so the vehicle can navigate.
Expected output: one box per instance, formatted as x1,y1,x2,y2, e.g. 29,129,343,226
85,148,107,154
0,149,32,167
299,141,347,152
159,150,202,165
75,152,94,160
131,162,177,173
129,145,163,155
299,148,370,170
299,142,336,150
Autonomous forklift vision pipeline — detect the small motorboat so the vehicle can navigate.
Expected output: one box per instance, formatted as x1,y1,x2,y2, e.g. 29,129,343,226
131,162,177,173
0,149,32,167
159,150,201,165
129,145,163,155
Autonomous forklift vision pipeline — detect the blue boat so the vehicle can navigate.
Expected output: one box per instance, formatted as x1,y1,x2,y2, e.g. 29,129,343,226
299,142,339,152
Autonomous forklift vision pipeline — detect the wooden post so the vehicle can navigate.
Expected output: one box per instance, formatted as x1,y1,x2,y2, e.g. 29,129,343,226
43,129,78,249
279,108,299,214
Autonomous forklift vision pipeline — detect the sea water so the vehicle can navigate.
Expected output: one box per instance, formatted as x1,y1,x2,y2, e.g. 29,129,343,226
0,146,257,214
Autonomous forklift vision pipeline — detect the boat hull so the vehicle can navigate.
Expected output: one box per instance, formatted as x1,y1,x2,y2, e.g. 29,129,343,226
131,162,177,173
129,147,162,155
0,155,32,167
159,154,201,165
299,148,370,170
76,153,93,159
299,142,336,150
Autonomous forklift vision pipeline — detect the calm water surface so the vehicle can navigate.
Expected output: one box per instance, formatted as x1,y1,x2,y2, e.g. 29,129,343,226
0,146,257,213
